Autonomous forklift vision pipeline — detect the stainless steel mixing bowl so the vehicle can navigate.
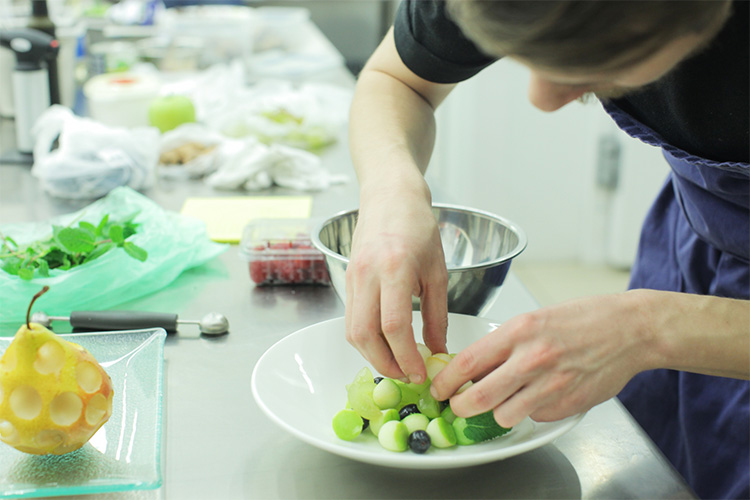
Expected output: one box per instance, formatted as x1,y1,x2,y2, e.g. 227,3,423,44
312,204,527,316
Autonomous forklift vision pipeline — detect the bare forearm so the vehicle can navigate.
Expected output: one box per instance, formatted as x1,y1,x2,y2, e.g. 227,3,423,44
349,70,437,209
348,28,454,207
345,36,455,380
350,68,436,174
634,289,750,379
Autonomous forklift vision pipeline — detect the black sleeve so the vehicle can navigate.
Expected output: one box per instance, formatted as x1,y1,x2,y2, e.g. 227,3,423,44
393,0,498,84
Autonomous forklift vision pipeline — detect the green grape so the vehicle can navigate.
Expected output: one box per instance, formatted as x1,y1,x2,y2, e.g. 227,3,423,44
401,413,430,434
417,388,442,419
377,420,409,452
372,378,402,410
426,417,457,448
332,409,364,441
369,408,400,437
345,367,381,420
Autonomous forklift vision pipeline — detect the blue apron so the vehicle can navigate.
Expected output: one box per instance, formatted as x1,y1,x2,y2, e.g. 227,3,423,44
603,101,750,500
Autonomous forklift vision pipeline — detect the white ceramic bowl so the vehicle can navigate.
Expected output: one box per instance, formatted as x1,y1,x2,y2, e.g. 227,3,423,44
251,312,583,469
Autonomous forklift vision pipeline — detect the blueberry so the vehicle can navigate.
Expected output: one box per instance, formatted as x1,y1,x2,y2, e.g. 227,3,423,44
408,430,431,454
373,377,384,384
399,404,419,420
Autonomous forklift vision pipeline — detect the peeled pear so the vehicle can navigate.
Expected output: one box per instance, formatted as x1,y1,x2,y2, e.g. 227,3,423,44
0,287,114,455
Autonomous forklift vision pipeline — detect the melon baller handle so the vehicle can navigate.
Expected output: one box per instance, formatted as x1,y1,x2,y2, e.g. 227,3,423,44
68,311,179,332
33,310,230,335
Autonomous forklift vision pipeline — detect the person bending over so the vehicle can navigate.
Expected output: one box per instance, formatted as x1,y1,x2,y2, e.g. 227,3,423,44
346,1,749,498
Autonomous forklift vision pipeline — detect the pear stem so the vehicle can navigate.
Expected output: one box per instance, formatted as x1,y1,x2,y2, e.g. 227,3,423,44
27,286,50,329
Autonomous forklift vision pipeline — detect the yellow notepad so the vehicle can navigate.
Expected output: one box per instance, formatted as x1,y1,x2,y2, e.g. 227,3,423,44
180,196,313,243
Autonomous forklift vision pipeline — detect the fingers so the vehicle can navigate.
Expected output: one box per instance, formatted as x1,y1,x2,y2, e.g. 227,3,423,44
491,369,582,427
425,297,634,429
420,270,448,356
429,322,538,428
439,347,586,428
345,264,405,380
438,356,532,428
430,329,512,401
343,202,448,385
380,279,426,384
345,254,427,382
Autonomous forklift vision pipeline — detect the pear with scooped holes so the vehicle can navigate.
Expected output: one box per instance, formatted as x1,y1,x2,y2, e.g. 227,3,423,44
0,287,114,455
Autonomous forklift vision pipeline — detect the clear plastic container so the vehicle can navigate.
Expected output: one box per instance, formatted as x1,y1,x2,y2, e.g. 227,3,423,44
239,218,330,286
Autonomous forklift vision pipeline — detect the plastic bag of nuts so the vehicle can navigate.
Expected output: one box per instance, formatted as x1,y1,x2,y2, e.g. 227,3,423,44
157,123,223,178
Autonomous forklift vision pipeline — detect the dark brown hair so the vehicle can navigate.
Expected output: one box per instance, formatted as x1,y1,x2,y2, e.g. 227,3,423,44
446,0,732,72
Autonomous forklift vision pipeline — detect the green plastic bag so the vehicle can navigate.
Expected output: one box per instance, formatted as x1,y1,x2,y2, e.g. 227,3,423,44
0,187,227,325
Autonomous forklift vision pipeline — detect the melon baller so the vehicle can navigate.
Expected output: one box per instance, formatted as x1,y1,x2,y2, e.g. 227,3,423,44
30,310,230,336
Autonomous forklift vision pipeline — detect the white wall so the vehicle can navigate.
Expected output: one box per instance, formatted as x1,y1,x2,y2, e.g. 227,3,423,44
254,0,392,73
426,58,669,267
601,118,670,269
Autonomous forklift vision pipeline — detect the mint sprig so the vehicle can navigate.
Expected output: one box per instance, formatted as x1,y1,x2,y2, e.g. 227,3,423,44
0,213,148,281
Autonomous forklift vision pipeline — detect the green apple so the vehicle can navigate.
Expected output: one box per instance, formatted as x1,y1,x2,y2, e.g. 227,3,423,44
148,94,196,133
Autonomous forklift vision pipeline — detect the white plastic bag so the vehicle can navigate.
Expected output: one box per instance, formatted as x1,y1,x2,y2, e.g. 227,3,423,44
206,81,349,150
204,137,347,191
31,106,159,199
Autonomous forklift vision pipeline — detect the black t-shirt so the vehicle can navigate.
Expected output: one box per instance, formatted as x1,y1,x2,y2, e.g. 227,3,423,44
393,0,749,163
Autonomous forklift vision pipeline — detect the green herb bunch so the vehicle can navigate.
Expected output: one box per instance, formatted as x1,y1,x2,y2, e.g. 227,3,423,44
0,213,148,281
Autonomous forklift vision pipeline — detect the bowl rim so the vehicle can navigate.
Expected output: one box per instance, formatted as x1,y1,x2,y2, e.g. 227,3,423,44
311,203,528,271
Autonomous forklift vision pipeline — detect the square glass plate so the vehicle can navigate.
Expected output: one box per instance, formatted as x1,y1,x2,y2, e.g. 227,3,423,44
0,329,166,499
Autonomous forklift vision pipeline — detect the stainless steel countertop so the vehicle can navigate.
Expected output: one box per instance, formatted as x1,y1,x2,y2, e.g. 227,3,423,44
0,23,696,498
0,122,696,500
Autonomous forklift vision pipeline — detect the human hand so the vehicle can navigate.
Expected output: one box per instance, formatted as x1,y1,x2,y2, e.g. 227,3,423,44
345,196,449,384
430,291,658,427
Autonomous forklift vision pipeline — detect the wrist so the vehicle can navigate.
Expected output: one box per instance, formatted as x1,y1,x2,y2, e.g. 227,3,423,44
624,289,677,372
359,169,432,210
624,289,750,378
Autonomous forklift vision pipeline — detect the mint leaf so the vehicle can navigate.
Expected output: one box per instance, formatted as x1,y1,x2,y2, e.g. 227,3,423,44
96,213,110,235
84,242,115,263
3,235,18,249
108,224,124,244
79,221,97,234
1,256,21,275
42,248,67,269
122,242,147,262
57,227,96,254
18,267,34,280
463,410,512,443
36,259,50,277
122,222,138,240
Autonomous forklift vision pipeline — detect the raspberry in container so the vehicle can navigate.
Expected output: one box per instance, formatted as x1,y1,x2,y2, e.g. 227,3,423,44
239,218,331,286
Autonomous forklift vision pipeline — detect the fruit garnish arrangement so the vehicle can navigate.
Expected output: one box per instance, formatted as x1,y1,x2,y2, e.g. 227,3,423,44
332,346,511,454
0,287,114,455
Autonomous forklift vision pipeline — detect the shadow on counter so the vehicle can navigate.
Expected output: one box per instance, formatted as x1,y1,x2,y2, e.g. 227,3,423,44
243,435,581,499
